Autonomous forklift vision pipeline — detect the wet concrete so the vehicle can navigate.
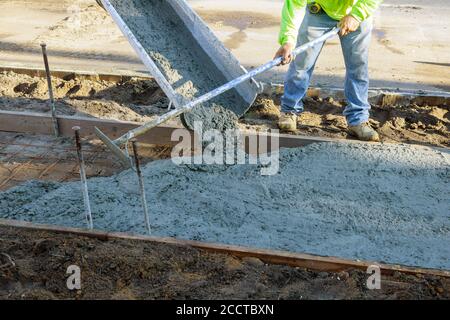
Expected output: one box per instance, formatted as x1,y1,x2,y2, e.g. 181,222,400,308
1,142,449,270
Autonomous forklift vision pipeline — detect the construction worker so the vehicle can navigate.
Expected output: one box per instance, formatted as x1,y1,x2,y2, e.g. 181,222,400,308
275,0,382,141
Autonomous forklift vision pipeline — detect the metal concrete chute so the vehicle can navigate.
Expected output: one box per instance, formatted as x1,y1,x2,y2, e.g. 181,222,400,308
98,0,259,116
98,0,184,108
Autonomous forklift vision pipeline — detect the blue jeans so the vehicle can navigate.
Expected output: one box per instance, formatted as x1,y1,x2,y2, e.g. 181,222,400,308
281,11,373,126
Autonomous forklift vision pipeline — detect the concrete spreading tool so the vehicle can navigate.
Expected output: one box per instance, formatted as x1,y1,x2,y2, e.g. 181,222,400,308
95,28,340,167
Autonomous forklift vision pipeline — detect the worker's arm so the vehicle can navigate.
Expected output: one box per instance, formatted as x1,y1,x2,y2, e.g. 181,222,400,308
339,0,383,36
275,0,306,65
350,0,383,22
278,0,307,45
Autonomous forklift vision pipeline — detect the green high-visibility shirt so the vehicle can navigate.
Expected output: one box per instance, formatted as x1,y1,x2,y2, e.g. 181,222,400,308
279,0,383,45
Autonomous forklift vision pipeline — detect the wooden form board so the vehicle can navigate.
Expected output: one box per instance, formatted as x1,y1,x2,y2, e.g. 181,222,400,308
0,110,348,150
0,65,150,82
1,218,448,278
0,110,178,146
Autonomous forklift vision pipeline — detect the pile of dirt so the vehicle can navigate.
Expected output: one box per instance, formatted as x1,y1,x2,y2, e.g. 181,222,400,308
1,142,448,270
243,95,450,148
0,226,448,300
33,2,124,48
0,71,168,122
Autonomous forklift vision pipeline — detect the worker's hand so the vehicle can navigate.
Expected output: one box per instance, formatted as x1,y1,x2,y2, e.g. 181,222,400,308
338,15,360,37
274,42,295,65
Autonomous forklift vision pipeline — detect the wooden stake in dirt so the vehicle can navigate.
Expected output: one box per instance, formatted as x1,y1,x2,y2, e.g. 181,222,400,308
131,140,151,235
72,126,93,229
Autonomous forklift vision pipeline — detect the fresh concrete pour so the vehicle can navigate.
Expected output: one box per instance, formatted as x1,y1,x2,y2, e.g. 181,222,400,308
108,0,245,130
1,142,449,270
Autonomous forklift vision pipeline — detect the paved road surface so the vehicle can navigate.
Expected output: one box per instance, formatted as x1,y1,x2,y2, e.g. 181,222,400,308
0,0,448,92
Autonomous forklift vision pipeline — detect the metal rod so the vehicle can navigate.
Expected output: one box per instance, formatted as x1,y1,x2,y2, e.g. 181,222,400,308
131,140,151,235
240,65,262,92
73,126,93,229
94,127,132,168
110,28,340,146
40,43,60,137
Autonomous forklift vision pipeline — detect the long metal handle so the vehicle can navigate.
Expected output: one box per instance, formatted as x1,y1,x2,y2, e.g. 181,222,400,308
114,28,340,145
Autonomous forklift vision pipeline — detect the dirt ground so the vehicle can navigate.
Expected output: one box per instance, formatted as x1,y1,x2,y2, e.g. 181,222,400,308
0,226,448,300
1,71,449,148
0,71,169,122
244,94,450,148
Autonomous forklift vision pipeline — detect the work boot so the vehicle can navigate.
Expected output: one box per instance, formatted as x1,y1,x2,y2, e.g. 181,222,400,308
278,112,297,131
348,122,380,142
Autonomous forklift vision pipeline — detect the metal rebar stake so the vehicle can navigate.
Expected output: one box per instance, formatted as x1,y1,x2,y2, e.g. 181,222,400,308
73,126,93,229
131,140,151,235
41,43,60,137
